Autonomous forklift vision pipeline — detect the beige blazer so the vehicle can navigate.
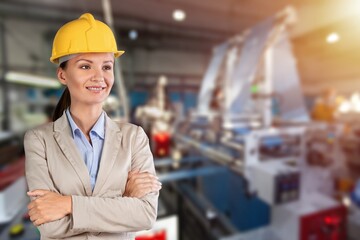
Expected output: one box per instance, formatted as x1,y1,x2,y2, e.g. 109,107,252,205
24,112,158,240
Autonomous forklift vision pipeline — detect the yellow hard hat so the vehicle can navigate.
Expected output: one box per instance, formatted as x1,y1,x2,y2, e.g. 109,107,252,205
50,13,124,64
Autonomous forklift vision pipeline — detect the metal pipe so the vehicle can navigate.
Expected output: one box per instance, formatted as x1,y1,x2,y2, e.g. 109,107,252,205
158,166,226,183
220,137,244,152
102,0,129,121
174,134,244,174
0,18,9,130
154,156,204,168
175,135,234,163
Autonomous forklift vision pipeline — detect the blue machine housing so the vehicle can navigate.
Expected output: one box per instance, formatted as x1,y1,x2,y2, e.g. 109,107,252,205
201,167,270,231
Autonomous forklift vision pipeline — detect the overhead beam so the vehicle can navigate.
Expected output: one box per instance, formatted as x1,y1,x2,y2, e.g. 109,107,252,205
0,1,232,42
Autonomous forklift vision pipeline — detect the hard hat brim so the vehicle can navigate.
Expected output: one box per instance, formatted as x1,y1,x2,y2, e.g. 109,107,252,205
50,50,125,64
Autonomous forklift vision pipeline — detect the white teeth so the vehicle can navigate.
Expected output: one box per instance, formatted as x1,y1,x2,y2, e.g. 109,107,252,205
87,87,104,91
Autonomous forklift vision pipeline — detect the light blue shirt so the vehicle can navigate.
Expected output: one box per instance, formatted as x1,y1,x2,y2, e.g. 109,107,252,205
66,109,105,191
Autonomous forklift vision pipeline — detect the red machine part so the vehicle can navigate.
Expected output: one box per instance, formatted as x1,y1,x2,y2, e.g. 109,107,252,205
152,132,170,158
0,157,25,190
300,205,347,240
136,230,166,240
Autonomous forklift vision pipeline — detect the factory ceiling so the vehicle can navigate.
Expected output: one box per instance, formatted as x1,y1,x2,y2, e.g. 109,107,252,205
1,0,360,94
0,0,302,34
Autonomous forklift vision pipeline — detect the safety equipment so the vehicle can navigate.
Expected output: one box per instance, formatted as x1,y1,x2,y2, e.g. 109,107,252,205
50,13,124,64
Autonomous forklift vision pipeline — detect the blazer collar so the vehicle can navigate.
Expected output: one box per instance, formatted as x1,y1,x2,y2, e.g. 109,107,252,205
93,114,122,195
53,111,123,196
53,111,120,133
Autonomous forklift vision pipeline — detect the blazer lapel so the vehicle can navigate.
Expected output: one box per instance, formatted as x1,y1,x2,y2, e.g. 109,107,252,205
92,115,122,195
53,113,93,196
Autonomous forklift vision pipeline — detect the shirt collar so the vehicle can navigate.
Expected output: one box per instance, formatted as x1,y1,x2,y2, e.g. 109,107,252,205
91,111,105,139
65,108,105,140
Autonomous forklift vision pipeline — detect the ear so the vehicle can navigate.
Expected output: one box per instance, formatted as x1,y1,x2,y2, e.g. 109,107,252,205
57,67,67,85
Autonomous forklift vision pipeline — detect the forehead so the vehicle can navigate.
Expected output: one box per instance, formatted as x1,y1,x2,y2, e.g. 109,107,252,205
71,52,114,62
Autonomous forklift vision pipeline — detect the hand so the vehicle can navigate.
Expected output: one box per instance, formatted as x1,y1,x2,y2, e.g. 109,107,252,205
123,170,162,198
27,189,72,226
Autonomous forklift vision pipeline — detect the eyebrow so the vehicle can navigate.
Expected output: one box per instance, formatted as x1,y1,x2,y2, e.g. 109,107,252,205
75,59,114,64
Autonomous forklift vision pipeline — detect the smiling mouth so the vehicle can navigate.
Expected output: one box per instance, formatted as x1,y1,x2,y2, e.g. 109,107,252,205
86,87,106,91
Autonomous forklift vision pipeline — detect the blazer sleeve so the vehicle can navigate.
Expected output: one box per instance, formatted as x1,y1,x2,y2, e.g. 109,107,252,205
71,126,159,233
24,129,85,238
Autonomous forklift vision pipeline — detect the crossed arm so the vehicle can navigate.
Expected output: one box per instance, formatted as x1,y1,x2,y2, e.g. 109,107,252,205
24,127,161,238
27,170,161,225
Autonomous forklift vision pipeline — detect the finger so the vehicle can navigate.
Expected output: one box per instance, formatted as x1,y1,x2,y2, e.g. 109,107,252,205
146,184,161,192
27,190,41,196
33,218,43,226
142,178,161,187
153,179,162,187
130,172,158,181
128,172,147,179
143,184,161,195
30,215,36,222
28,208,36,217
30,212,41,223
131,171,155,176
133,177,160,186
29,210,41,220
136,172,158,179
139,182,162,192
28,208,42,222
27,189,48,197
153,184,162,191
27,192,41,197
28,201,36,210
129,169,140,175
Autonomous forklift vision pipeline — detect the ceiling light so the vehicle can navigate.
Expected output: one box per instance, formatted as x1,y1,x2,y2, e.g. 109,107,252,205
129,29,138,40
5,71,61,89
326,32,339,44
173,9,186,22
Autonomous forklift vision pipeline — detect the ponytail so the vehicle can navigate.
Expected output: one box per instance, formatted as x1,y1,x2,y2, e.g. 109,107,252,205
52,87,71,121
52,61,71,121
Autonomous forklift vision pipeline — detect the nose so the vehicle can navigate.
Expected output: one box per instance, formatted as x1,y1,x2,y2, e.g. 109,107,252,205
91,68,105,82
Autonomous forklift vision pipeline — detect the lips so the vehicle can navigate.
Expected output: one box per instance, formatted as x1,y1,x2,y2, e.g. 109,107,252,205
86,86,106,91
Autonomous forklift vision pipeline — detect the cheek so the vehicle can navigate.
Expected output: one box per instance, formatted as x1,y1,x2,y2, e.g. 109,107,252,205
67,80,84,93
106,74,115,88
66,71,87,87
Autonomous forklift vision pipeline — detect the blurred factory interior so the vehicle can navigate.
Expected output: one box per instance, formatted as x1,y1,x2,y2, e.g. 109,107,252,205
1,0,360,239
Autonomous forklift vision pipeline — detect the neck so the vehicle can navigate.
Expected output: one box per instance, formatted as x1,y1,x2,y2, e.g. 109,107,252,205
69,104,103,136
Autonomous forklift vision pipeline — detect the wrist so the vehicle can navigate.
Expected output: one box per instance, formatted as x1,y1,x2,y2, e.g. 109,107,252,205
64,195,72,215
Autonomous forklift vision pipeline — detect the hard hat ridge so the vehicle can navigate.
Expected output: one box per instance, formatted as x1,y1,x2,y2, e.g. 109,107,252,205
50,13,124,64
80,13,96,28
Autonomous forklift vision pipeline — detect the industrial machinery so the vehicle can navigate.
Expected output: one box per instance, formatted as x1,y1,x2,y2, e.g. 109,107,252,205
0,132,27,224
136,215,178,240
135,75,174,158
272,192,346,240
173,4,306,202
156,6,348,240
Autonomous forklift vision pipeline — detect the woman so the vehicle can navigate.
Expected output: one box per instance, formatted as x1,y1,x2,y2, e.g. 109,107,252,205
24,13,161,240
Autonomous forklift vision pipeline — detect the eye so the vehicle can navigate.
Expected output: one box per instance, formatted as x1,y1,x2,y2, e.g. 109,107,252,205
103,65,112,71
80,65,91,70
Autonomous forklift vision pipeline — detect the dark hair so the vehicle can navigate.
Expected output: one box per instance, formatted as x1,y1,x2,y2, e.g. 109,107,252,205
52,61,71,121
